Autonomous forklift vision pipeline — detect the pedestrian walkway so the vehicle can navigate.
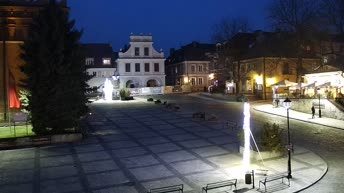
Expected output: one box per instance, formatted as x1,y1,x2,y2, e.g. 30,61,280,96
253,103,344,130
0,96,328,193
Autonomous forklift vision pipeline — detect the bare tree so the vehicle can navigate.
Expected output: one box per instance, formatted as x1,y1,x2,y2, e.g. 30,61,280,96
320,0,344,33
268,0,321,82
211,17,251,43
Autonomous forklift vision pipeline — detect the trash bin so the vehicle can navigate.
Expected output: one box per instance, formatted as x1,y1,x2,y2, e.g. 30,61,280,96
245,173,252,184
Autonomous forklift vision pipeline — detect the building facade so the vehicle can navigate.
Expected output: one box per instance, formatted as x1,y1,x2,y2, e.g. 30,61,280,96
215,31,322,99
0,0,68,121
82,43,117,92
116,34,165,94
165,42,215,92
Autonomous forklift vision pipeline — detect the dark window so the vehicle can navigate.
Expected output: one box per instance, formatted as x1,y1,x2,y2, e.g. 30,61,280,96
135,63,140,72
125,63,131,72
191,65,195,72
135,47,140,56
144,47,149,56
154,63,159,72
145,63,150,72
282,62,290,75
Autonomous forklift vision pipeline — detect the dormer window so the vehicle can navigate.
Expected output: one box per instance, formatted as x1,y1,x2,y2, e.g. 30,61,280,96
135,47,140,56
144,47,149,56
103,58,111,65
85,58,94,65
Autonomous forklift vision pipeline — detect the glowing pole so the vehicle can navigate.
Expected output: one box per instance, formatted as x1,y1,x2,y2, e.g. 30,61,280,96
243,102,251,171
103,78,113,101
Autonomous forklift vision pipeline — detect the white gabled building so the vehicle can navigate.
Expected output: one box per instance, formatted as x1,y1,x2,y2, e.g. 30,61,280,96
116,34,166,94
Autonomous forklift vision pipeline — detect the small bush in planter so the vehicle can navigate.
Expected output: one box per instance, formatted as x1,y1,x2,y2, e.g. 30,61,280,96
119,89,131,100
155,99,161,104
147,98,154,102
260,123,284,153
237,122,284,153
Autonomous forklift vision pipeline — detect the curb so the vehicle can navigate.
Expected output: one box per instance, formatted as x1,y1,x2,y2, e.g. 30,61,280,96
294,151,329,193
253,107,344,131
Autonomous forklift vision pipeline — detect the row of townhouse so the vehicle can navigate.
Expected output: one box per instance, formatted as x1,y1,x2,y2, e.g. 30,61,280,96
165,31,344,100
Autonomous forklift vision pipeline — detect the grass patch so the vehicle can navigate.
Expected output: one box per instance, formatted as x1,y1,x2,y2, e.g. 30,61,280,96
0,125,35,139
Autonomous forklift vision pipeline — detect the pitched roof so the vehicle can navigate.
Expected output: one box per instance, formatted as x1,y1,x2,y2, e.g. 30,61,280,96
166,41,216,64
81,43,114,58
219,31,318,59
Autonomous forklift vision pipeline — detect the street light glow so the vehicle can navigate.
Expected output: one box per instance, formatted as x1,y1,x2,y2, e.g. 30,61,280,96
243,102,251,171
103,78,113,101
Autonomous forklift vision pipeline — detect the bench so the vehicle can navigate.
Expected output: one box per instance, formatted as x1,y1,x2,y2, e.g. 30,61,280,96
192,112,205,120
258,173,290,192
147,184,183,193
202,179,237,193
12,112,29,136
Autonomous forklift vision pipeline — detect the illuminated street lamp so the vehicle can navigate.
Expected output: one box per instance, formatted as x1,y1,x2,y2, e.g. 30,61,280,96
317,88,322,118
283,97,292,179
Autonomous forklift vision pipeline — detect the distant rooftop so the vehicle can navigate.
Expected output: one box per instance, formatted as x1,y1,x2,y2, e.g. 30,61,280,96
130,33,153,42
0,0,67,6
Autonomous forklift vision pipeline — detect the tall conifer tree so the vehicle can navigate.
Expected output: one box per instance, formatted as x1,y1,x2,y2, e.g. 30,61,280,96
21,0,88,135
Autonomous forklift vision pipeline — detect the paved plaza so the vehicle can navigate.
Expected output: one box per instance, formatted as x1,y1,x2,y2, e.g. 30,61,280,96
0,98,327,193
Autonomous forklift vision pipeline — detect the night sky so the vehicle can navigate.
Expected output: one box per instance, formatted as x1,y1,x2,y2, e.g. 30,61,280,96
68,0,272,55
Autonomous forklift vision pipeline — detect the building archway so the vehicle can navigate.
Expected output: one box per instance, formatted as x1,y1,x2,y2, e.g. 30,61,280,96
126,80,135,88
146,79,158,87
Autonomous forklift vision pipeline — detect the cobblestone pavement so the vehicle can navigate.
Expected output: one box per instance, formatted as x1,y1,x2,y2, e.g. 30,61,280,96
0,98,327,193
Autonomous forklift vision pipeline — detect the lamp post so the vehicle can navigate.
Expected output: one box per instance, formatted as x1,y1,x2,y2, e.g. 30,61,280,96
283,97,292,179
317,88,322,118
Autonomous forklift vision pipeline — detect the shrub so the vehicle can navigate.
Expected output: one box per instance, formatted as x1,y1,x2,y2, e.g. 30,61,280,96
237,95,248,102
260,123,284,152
155,99,161,104
237,122,284,153
147,98,154,102
119,88,131,99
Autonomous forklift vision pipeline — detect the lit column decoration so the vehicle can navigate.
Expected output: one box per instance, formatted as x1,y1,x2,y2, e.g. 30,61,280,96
283,98,292,179
317,88,322,118
242,102,251,171
103,78,113,101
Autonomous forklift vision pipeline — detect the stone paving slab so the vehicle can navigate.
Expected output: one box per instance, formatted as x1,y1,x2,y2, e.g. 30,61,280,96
111,146,148,158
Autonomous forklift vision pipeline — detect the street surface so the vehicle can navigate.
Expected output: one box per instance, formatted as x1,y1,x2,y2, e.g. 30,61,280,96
0,93,341,193
150,94,344,193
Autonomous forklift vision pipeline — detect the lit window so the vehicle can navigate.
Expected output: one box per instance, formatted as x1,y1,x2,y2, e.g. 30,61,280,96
191,78,196,86
85,58,94,65
198,77,203,85
103,58,111,65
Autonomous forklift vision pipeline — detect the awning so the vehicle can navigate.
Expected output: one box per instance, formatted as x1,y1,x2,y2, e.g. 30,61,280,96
317,82,331,88
272,80,298,87
302,82,316,88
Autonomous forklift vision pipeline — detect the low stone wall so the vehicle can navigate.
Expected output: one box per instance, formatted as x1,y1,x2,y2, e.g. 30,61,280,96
0,133,83,149
290,99,344,120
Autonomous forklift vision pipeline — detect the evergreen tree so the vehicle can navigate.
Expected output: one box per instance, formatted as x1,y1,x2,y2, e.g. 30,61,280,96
21,0,89,135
